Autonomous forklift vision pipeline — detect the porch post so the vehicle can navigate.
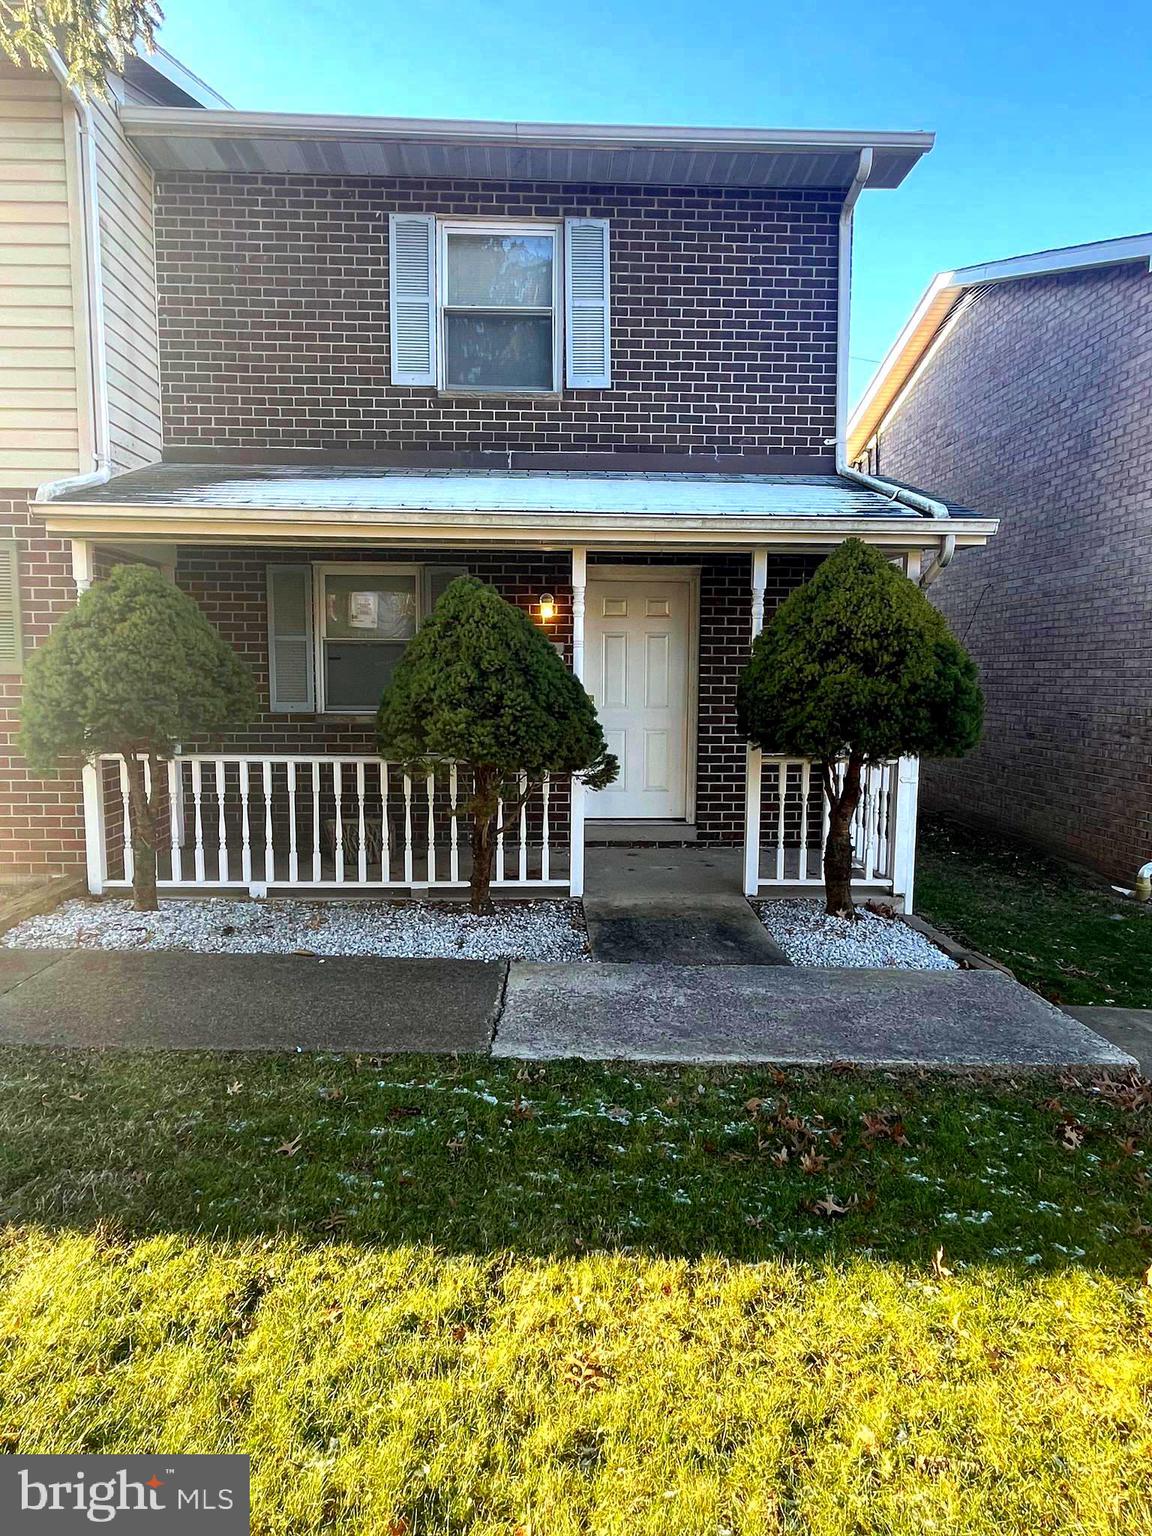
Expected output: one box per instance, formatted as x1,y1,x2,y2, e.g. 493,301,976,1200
742,548,768,897
70,539,95,596
81,760,106,895
891,756,921,911
569,547,587,898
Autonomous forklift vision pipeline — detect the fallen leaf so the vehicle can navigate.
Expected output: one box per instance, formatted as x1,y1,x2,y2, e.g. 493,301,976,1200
1060,1121,1085,1151
275,1134,302,1157
226,1080,243,1096
931,1246,953,1280
800,1150,828,1175
809,1193,857,1218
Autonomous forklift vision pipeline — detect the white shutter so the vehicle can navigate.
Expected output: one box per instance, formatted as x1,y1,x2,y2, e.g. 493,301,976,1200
564,218,611,388
0,540,22,674
389,213,438,385
266,565,314,713
421,565,469,620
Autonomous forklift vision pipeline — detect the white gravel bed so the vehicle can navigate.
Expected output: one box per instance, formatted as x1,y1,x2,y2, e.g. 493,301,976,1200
756,899,958,970
3,897,590,963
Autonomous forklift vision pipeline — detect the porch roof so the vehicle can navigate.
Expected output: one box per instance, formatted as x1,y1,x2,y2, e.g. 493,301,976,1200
40,464,998,549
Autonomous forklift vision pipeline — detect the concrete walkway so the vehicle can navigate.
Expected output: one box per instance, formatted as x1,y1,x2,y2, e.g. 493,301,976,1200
1063,1007,1152,1075
0,949,503,1053
0,946,1135,1068
583,846,789,965
496,963,1135,1068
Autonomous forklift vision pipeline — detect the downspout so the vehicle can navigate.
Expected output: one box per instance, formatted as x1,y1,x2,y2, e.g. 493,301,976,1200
34,50,112,502
832,146,955,586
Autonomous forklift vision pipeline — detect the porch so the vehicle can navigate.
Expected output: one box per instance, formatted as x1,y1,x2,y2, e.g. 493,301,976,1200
39,459,997,910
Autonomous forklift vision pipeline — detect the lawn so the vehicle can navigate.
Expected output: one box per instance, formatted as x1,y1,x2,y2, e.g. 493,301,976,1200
0,1049,1150,1534
916,817,1152,1007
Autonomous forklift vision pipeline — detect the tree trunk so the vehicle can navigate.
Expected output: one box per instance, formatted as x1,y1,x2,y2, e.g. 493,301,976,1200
822,755,864,918
468,765,500,916
125,750,160,912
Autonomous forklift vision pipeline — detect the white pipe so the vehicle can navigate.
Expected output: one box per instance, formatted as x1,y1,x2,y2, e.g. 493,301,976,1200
35,50,111,501
833,147,952,584
1136,861,1152,903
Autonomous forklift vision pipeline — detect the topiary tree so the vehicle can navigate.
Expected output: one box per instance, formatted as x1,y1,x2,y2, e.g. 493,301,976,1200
737,538,982,916
20,563,256,911
377,576,617,914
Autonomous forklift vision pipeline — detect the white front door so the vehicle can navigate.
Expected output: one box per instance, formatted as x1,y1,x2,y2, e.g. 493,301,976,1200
585,576,692,820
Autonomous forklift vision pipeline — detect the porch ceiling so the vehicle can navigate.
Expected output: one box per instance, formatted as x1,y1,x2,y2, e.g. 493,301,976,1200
39,464,998,550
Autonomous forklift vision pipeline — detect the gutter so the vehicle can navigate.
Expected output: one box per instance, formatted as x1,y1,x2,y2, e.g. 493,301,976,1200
34,50,111,502
832,146,955,586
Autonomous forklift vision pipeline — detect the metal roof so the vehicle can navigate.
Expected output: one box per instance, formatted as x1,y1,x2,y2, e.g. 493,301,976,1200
119,109,933,190
848,232,1152,459
50,465,930,518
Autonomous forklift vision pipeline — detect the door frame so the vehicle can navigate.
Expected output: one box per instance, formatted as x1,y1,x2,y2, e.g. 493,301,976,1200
584,563,700,822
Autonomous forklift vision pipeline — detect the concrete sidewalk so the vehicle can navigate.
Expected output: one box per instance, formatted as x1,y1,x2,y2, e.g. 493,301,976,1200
1063,1006,1152,1075
0,949,503,1052
0,946,1135,1069
496,963,1135,1068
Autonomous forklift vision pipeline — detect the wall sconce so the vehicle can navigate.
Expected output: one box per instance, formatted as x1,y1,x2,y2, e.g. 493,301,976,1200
537,593,557,623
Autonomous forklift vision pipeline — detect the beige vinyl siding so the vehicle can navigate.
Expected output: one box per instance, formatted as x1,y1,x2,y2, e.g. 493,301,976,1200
0,59,83,481
91,87,162,473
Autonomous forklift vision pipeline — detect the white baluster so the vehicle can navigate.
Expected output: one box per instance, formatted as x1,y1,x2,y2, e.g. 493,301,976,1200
379,762,390,882
333,761,344,884
239,762,252,885
287,761,298,884
449,763,459,884
518,772,528,883
262,761,274,887
799,760,811,882
357,761,368,883
402,773,414,885
541,773,551,883
191,759,205,883
167,759,183,884
118,757,134,885
215,760,228,882
425,770,436,886
775,761,786,882
311,761,322,882
495,790,505,885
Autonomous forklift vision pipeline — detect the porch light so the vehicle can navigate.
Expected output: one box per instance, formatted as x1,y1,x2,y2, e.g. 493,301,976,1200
537,593,557,623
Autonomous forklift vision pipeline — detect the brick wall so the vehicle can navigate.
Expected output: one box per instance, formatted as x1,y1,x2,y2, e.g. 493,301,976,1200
177,545,820,844
0,492,85,877
154,175,840,457
872,263,1152,880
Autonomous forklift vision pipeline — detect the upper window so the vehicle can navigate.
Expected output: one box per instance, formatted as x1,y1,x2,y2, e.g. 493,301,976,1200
440,224,560,393
388,214,611,393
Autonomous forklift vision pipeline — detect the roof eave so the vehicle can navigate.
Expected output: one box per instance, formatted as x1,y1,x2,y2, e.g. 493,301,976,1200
39,502,999,548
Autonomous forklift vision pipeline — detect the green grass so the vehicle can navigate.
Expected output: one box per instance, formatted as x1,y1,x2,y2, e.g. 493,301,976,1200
1,1048,1151,1533
916,817,1152,1007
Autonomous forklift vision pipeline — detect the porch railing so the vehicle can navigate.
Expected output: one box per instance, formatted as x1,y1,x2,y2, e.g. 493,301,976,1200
744,754,919,906
83,753,571,897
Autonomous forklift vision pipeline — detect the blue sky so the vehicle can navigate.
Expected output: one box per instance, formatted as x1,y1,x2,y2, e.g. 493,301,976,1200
160,0,1151,401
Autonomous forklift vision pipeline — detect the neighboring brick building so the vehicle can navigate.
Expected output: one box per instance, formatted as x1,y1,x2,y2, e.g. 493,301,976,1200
3,71,999,905
848,235,1152,882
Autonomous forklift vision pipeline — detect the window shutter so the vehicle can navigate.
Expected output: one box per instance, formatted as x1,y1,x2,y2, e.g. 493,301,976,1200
421,564,469,620
267,565,314,713
0,540,22,674
389,213,438,385
564,218,611,388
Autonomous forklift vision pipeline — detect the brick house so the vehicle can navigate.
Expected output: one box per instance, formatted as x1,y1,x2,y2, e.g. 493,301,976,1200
0,53,997,906
848,235,1152,884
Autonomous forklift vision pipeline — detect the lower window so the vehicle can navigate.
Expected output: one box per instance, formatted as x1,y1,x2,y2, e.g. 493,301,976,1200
318,569,418,713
